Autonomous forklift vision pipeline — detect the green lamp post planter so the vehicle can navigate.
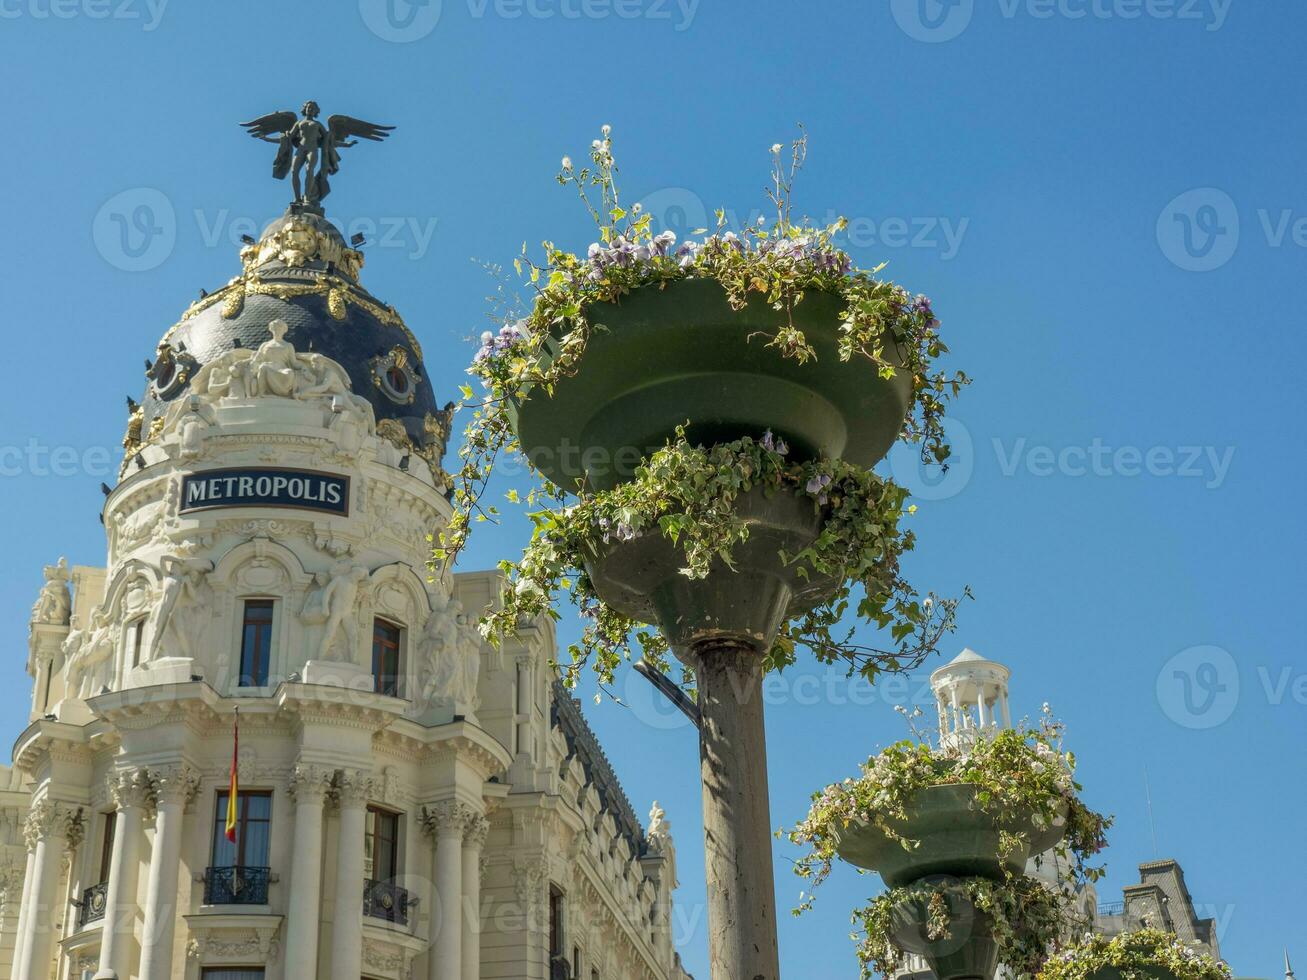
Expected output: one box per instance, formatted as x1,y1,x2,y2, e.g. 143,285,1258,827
1039,930,1232,980
509,278,912,492
830,783,1067,887
440,130,969,980
787,715,1111,980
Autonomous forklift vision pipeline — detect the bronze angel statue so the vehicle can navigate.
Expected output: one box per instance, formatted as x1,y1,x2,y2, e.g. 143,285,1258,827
241,101,394,206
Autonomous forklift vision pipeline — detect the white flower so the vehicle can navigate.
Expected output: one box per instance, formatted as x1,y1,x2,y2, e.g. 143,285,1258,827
601,124,612,136
771,143,782,154
632,202,642,214
561,156,572,169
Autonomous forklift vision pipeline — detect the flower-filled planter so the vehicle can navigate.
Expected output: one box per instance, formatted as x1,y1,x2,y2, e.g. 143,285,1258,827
446,129,968,682
788,715,1111,980
509,278,913,492
830,783,1065,887
864,875,1068,980
1039,930,1232,980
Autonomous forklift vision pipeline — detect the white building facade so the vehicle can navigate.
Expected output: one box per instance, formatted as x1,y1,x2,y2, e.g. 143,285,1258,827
3,204,691,980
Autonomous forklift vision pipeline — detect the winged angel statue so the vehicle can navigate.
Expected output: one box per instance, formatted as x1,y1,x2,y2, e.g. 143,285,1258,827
241,101,394,206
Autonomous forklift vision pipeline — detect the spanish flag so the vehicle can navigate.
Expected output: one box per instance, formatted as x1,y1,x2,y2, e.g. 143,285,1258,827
225,708,239,843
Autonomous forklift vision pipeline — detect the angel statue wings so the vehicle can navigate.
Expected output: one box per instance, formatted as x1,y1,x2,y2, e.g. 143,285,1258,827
241,101,394,206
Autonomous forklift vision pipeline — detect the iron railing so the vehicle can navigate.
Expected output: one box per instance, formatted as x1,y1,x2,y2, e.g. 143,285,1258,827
78,880,109,926
1098,901,1126,917
203,866,271,905
363,878,411,926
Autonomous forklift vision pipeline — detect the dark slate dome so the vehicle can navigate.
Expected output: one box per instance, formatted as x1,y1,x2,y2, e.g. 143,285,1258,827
131,206,452,471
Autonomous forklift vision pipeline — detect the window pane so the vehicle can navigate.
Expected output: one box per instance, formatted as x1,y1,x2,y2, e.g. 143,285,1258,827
239,600,274,686
372,619,402,697
212,792,272,867
201,970,265,980
99,811,117,883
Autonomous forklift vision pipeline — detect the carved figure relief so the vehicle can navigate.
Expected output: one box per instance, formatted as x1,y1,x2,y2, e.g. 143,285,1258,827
30,558,71,626
149,556,215,662
303,561,369,660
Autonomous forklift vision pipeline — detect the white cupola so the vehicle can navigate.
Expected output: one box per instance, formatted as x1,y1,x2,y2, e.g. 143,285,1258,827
930,647,1012,748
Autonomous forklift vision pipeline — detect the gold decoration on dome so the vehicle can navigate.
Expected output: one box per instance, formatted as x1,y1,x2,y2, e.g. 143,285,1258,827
148,417,165,441
237,216,365,281
166,272,424,362
121,405,144,463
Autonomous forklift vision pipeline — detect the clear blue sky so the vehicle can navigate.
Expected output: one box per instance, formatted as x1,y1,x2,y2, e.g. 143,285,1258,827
2,2,1303,977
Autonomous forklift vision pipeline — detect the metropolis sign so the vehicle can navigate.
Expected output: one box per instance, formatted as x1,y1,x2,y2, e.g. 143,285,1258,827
179,468,350,516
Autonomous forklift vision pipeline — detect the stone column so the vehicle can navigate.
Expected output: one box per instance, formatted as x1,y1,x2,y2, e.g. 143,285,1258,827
283,765,331,980
97,769,151,979
425,802,465,980
460,813,489,980
1000,692,1012,727
138,766,197,980
329,769,371,980
9,845,38,979
15,801,83,980
976,685,989,728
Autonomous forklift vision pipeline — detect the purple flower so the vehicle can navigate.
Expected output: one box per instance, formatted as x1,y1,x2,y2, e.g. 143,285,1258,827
761,430,775,452
805,474,831,495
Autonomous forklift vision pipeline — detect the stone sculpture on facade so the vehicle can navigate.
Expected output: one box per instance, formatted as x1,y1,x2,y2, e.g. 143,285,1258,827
416,591,482,711
181,319,373,428
304,561,370,661
149,555,215,662
30,558,71,626
63,611,115,700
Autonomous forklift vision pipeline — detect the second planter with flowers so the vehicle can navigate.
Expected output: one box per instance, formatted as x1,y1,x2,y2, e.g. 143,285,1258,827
442,130,967,980
787,715,1112,980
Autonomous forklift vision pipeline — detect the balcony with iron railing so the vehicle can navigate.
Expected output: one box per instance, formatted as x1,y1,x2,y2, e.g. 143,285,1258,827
1098,900,1126,917
203,866,271,906
77,880,109,926
363,878,411,926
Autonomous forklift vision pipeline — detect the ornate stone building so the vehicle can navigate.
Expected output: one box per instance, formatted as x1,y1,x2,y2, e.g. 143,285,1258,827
3,202,692,980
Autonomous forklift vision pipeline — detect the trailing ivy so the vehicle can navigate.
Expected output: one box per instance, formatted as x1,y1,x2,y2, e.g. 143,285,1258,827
1040,929,1232,980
